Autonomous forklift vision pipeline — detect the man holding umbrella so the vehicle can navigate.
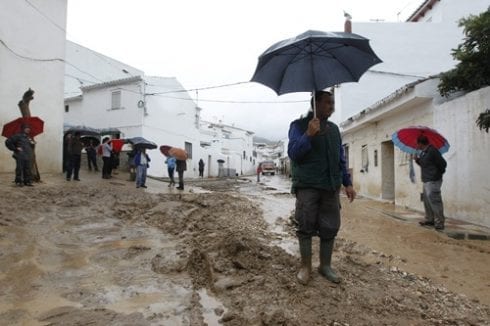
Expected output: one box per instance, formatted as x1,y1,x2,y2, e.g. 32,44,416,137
288,90,356,285
415,135,447,231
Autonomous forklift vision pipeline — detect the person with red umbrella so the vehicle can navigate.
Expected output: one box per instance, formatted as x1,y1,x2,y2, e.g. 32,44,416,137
4,124,35,186
415,135,447,231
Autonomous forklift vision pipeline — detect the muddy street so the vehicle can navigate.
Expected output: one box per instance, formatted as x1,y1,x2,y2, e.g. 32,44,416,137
0,172,489,325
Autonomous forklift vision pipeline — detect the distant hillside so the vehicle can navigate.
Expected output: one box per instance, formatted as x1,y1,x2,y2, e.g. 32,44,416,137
253,136,276,145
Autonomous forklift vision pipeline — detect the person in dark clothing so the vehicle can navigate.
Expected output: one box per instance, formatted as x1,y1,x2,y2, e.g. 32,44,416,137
176,159,187,190
415,135,447,231
66,132,83,181
288,90,356,285
198,158,205,178
6,124,35,186
85,140,98,172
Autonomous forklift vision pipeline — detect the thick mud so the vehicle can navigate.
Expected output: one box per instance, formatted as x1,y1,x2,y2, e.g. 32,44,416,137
0,174,489,325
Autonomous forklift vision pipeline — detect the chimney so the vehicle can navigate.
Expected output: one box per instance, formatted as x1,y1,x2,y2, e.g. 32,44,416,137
344,11,352,33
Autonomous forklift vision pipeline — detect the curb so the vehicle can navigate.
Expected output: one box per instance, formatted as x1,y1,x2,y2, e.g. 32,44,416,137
382,211,490,241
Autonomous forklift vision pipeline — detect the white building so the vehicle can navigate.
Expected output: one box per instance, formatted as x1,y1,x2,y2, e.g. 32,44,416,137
64,41,255,178
0,0,67,173
341,79,490,227
335,0,490,122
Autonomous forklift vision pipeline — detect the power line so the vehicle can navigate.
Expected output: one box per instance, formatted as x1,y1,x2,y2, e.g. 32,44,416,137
24,0,66,33
153,94,308,104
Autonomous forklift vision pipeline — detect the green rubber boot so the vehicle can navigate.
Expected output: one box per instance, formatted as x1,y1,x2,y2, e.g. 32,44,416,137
318,239,341,283
297,238,312,285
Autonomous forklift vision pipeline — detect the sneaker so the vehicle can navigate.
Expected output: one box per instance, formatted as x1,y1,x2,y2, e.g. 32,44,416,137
66,178,71,181
140,185,147,188
24,183,34,187
435,226,445,232
16,182,23,187
74,178,81,181
419,220,434,226
176,187,184,190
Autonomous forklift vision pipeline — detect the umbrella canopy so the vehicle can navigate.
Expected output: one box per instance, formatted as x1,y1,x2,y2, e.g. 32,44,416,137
2,116,44,138
100,127,121,136
169,147,188,160
251,30,382,95
160,145,172,156
127,137,157,150
64,124,100,136
392,126,450,155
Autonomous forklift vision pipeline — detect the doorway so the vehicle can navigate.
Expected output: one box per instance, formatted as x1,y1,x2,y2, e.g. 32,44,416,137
381,141,395,200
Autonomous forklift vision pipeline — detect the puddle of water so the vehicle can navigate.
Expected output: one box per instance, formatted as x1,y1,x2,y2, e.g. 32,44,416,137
198,288,226,326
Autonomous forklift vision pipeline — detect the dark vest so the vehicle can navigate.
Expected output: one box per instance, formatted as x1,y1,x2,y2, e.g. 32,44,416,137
291,117,342,192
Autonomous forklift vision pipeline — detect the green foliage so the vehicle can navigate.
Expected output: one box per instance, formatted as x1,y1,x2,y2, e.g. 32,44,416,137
476,109,490,133
438,8,490,97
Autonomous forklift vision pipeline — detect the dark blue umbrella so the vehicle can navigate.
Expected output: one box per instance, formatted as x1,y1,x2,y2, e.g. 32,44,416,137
251,30,382,95
127,137,157,150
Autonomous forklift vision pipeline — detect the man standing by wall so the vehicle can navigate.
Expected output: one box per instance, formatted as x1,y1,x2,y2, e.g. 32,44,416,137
288,90,356,285
66,132,82,181
415,135,447,231
5,124,35,186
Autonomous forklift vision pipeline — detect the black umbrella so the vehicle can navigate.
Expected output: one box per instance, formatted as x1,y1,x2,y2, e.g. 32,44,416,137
251,30,382,113
64,124,100,136
99,127,121,136
127,137,157,150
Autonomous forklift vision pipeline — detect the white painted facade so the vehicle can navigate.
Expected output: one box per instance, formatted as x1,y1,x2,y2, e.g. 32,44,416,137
64,43,256,178
0,0,67,173
341,81,490,227
334,0,489,122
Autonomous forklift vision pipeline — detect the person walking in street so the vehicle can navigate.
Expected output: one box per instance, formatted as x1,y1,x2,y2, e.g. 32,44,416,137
198,158,205,178
66,132,83,181
415,135,447,231
288,90,356,285
256,163,262,182
176,159,187,190
5,124,35,186
134,147,150,188
165,156,176,187
101,137,113,179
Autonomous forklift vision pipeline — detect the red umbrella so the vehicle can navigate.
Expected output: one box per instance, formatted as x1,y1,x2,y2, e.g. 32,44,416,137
392,126,450,154
160,145,172,156
2,116,44,138
169,147,188,160
110,139,125,153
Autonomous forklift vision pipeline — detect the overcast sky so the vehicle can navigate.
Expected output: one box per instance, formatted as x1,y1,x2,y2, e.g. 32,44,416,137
66,0,422,140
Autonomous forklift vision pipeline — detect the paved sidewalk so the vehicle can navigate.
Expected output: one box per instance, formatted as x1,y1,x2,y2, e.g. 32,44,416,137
380,207,490,240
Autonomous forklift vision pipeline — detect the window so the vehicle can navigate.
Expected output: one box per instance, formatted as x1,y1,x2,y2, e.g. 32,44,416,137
185,142,192,159
243,151,246,159
111,90,121,110
361,145,369,172
374,149,378,167
64,105,69,113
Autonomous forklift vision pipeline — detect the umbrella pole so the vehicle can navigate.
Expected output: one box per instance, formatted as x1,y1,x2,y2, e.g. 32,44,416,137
313,92,317,118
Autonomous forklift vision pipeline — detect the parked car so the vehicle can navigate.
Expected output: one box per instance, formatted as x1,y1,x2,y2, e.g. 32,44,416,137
260,161,275,175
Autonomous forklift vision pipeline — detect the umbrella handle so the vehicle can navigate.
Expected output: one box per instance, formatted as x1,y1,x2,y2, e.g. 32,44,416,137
313,94,317,119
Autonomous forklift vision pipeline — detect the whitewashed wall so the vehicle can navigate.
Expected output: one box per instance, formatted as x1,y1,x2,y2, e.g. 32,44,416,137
336,1,489,122
0,0,67,173
434,87,490,227
342,82,490,227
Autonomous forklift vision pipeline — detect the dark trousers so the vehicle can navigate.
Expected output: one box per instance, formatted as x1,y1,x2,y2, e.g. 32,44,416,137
87,153,98,171
66,154,81,180
177,170,184,188
15,156,32,184
295,188,341,240
102,156,112,178
199,168,204,177
168,167,175,184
